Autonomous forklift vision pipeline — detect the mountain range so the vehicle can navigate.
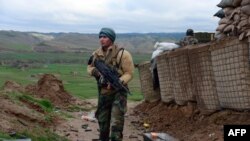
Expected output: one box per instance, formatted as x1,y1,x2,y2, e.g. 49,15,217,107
0,30,185,54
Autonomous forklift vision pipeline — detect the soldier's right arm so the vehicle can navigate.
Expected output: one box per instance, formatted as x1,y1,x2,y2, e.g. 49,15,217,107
87,55,94,75
87,55,101,79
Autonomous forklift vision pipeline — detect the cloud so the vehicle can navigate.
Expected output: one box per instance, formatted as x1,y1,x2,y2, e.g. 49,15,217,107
0,0,220,33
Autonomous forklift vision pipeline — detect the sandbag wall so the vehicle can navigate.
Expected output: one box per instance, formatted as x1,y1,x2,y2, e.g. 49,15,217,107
189,44,221,113
168,48,196,105
138,61,161,102
156,52,174,103
215,0,250,40
210,37,250,110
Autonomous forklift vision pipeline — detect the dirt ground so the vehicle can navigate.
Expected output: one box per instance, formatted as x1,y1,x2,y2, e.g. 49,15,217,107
0,74,145,141
1,74,250,141
133,101,250,141
54,100,144,141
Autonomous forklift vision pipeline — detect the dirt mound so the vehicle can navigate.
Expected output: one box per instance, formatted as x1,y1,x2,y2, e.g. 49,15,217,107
0,75,99,140
0,93,47,133
134,101,250,141
3,80,24,93
2,74,75,108
25,74,74,107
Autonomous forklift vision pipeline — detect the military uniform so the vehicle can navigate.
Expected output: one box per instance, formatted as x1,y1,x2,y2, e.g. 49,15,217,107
87,44,134,141
179,36,198,47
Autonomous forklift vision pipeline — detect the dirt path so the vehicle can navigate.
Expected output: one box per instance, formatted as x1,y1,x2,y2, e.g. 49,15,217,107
55,100,144,141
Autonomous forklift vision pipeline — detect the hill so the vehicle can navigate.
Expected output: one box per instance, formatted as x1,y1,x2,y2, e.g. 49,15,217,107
0,30,184,54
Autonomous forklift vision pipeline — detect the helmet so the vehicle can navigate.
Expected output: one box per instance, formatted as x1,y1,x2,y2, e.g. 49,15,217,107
186,29,194,36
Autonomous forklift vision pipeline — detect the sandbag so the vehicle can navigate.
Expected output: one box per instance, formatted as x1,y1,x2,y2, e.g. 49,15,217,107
154,42,179,49
214,31,222,39
223,7,234,17
214,9,225,18
240,13,249,20
238,26,248,33
246,29,250,36
239,31,246,40
229,7,241,19
241,0,250,5
219,18,233,24
238,19,248,29
217,0,234,8
216,24,228,31
233,14,240,23
152,42,179,59
223,24,234,33
233,0,242,6
215,32,227,39
241,5,250,15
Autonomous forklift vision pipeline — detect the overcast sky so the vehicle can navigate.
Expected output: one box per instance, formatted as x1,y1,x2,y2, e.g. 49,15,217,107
0,0,220,33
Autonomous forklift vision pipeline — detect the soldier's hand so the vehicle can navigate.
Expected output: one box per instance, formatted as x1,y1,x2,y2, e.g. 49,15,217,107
99,75,107,85
92,68,100,79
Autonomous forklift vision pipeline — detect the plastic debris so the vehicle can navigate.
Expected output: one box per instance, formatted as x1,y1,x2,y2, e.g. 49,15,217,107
81,115,97,122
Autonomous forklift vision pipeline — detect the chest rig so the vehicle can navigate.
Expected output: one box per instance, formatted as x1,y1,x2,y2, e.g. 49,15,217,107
95,45,124,77
104,46,124,77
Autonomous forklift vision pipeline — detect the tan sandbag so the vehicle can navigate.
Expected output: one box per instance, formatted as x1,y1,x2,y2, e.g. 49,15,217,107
241,5,250,15
229,7,241,19
223,24,234,33
233,14,240,23
219,18,233,24
241,0,250,5
239,31,246,40
233,0,242,6
238,26,248,33
215,31,227,39
214,31,222,39
240,13,249,21
238,19,248,29
223,7,235,17
217,0,234,8
216,24,228,31
246,29,250,36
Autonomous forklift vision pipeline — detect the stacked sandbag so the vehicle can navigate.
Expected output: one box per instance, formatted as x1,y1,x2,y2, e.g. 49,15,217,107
156,52,174,103
215,0,250,40
138,61,161,102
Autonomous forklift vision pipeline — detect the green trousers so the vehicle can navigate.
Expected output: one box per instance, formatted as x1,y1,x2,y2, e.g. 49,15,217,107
96,91,127,141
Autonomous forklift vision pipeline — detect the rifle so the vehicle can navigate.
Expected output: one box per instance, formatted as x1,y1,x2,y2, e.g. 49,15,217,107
94,59,131,95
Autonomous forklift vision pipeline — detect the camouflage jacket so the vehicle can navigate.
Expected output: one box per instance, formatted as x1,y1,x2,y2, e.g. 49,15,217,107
179,36,198,47
87,44,134,85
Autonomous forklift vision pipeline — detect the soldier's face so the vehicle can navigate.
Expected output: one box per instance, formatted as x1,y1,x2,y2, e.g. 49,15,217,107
99,35,113,48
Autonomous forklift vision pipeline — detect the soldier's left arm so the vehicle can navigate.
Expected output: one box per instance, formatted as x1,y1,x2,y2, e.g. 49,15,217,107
118,50,134,84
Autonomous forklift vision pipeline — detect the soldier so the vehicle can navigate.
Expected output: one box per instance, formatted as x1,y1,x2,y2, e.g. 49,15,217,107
87,27,134,141
179,29,198,47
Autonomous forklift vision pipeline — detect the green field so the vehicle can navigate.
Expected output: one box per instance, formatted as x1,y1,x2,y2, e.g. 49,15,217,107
0,53,151,101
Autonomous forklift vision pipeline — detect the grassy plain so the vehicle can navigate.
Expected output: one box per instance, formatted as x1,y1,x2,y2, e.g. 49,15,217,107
0,52,151,101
